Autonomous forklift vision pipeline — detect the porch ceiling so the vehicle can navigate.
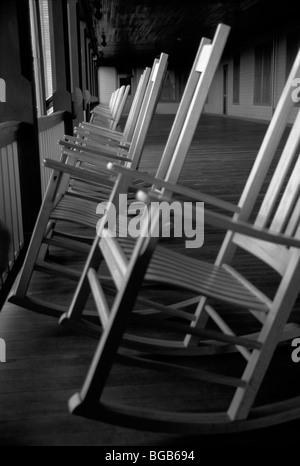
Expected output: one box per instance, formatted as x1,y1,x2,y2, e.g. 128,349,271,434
84,0,300,66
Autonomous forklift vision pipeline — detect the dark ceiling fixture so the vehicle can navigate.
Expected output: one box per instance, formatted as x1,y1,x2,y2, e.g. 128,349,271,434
94,7,103,21
101,34,107,47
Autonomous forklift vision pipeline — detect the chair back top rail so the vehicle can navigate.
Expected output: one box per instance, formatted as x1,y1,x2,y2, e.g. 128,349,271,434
123,68,152,143
111,85,131,131
128,55,169,170
161,24,231,188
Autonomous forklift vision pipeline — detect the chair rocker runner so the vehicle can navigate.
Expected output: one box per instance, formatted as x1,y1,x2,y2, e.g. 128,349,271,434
64,92,300,431
10,24,231,319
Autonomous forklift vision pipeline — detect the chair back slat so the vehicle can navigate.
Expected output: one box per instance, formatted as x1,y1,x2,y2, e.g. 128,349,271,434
162,24,230,188
233,235,290,275
285,196,300,237
270,155,300,233
129,55,168,170
237,49,300,221
111,87,125,120
196,44,213,72
155,37,212,181
218,48,300,267
111,85,131,130
231,107,300,274
254,110,300,230
123,68,151,143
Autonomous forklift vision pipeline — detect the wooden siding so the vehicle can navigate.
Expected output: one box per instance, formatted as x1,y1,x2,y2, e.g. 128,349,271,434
98,67,118,104
205,32,299,124
0,138,24,288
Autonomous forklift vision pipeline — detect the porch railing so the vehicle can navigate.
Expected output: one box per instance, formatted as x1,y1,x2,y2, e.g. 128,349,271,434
0,122,24,289
0,112,72,291
38,111,72,196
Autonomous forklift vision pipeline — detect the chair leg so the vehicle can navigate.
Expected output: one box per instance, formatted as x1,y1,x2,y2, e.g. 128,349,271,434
69,235,156,409
183,296,210,347
228,266,300,421
38,220,57,262
12,171,65,299
60,236,104,325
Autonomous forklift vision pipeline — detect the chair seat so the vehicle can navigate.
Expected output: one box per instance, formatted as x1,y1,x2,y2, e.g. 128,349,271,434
51,195,99,227
50,191,151,226
120,238,270,313
50,198,270,314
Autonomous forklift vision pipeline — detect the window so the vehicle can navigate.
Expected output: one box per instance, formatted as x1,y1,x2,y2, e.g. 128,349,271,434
254,41,273,106
39,0,53,106
233,53,240,105
286,30,300,76
286,31,300,107
29,0,54,115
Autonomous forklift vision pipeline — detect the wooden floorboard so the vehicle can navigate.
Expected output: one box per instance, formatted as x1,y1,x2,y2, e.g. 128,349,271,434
1,114,300,446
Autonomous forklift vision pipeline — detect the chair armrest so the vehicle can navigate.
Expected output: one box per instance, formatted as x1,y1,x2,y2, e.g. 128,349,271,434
76,133,125,150
72,130,128,150
59,140,131,162
93,113,114,122
137,190,300,249
80,123,123,140
62,135,128,154
75,127,123,143
60,150,132,171
59,149,127,171
92,108,112,116
44,159,113,185
107,163,240,214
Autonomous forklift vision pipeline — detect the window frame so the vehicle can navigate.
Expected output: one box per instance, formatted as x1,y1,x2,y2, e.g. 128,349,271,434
286,30,300,108
29,0,54,116
233,53,241,105
254,41,273,106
